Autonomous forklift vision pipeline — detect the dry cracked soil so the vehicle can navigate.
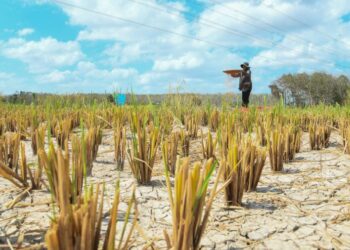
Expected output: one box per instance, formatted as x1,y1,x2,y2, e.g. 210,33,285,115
0,129,350,249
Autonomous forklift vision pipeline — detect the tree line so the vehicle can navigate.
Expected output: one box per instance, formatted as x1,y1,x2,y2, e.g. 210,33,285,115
269,72,350,106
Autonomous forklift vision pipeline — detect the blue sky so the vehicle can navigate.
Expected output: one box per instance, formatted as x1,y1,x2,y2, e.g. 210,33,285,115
0,0,349,95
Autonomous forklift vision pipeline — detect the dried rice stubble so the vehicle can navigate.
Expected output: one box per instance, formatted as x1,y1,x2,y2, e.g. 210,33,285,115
268,127,285,172
114,123,127,171
162,132,179,175
0,132,21,171
309,120,331,150
201,129,217,160
163,157,223,250
45,180,138,250
221,138,245,206
128,114,160,185
31,123,46,156
179,129,190,157
243,138,267,192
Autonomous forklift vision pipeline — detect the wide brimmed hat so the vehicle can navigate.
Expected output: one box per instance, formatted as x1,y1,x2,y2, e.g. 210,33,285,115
240,62,250,69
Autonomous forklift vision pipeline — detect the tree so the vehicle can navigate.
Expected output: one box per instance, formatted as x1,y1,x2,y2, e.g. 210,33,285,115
269,72,350,106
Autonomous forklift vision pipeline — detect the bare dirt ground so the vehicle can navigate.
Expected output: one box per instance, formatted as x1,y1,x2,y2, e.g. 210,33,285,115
1,130,350,249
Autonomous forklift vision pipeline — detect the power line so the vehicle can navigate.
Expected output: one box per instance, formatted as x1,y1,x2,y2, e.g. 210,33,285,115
51,0,236,51
261,1,350,46
129,0,348,68
51,0,281,64
128,0,274,46
206,0,349,59
50,0,349,73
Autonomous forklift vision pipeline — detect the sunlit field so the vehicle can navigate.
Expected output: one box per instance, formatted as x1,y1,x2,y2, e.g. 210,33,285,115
0,95,349,249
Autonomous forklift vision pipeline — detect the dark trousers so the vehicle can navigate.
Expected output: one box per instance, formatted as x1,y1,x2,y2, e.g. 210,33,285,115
242,89,251,107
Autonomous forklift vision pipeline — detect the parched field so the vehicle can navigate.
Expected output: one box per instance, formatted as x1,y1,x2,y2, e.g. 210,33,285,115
0,104,350,249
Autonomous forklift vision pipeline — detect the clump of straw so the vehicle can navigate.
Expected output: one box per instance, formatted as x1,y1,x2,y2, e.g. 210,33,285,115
179,129,190,157
242,138,267,192
283,125,302,162
309,121,331,150
268,128,285,172
163,157,222,250
0,132,21,171
0,142,43,193
128,114,160,185
201,130,217,160
54,118,73,150
185,114,198,139
31,124,46,155
114,124,126,171
162,132,179,175
221,139,244,206
45,181,137,250
209,109,220,132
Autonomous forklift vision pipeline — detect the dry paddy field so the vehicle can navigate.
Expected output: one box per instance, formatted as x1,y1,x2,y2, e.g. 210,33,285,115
1,125,349,250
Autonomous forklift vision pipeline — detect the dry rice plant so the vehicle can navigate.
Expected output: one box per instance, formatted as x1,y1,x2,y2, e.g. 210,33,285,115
268,128,285,172
179,129,190,157
162,132,179,175
0,142,42,210
343,129,350,153
55,118,73,150
85,126,103,176
242,139,267,192
158,109,174,136
114,125,127,171
256,123,268,147
46,181,137,250
0,119,4,136
163,157,222,250
71,134,86,201
309,122,331,150
128,116,160,185
0,143,28,189
0,132,21,171
209,109,219,132
184,114,199,139
340,121,350,153
199,109,208,126
221,140,245,206
218,121,241,160
38,142,73,205
31,124,46,155
201,130,217,160
21,143,42,189
283,126,302,162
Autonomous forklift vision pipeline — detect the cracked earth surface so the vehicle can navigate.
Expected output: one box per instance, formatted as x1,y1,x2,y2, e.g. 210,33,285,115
1,130,349,249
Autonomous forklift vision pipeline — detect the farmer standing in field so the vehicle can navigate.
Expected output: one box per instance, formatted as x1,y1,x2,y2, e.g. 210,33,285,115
239,62,252,107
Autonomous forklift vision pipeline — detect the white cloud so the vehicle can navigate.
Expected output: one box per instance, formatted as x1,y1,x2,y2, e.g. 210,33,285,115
57,0,190,43
2,0,350,94
0,37,84,73
153,53,203,71
0,72,14,80
17,28,34,37
36,61,139,92
37,70,68,83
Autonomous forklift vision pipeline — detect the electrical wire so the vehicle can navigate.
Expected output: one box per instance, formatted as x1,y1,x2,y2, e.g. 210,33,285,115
206,0,349,59
260,1,350,46
128,0,349,69
50,0,349,74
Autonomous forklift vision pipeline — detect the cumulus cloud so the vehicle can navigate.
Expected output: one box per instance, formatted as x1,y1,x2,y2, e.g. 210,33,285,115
2,0,350,94
17,28,34,37
36,61,139,92
153,53,203,71
0,37,84,73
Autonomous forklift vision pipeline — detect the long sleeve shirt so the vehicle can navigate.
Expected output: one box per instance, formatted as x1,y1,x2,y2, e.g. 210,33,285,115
239,70,252,92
